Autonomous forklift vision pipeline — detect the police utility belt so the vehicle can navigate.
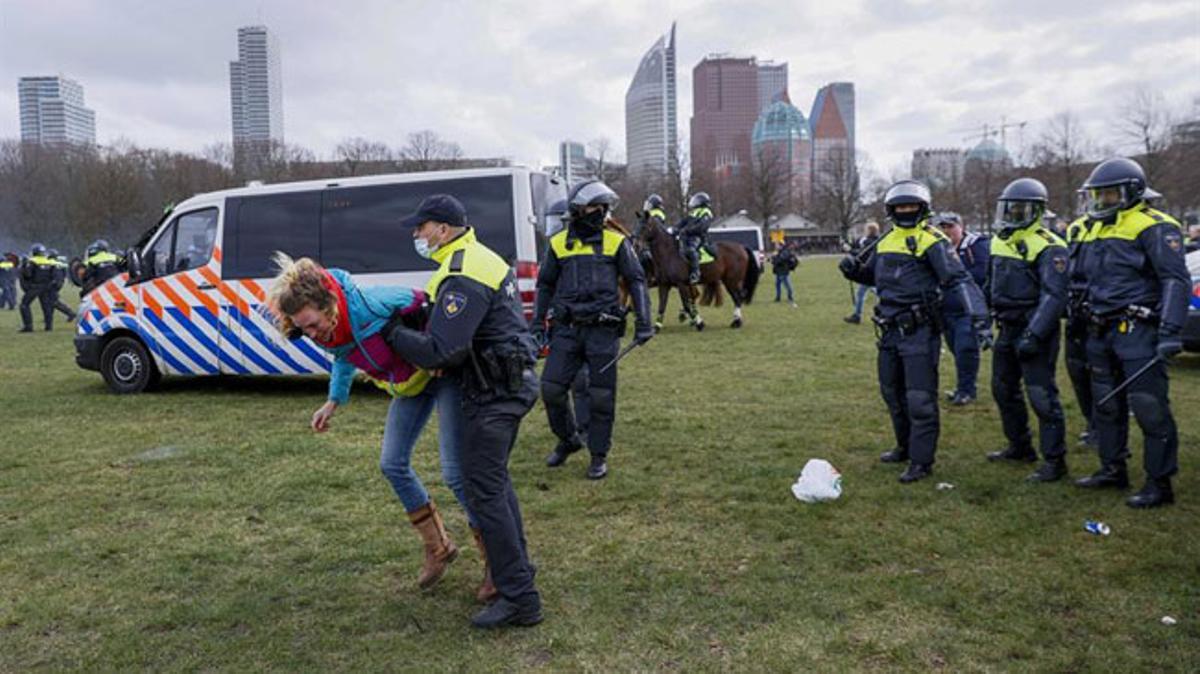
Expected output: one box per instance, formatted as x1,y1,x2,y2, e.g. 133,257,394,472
1087,304,1158,336
464,342,533,398
551,305,628,329
872,304,939,337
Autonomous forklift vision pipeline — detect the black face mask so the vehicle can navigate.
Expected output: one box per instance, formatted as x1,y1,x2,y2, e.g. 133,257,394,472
573,209,606,234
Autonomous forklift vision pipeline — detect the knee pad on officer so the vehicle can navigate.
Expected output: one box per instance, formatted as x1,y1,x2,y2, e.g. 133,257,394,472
1128,391,1167,430
589,384,615,417
906,390,937,422
541,379,570,407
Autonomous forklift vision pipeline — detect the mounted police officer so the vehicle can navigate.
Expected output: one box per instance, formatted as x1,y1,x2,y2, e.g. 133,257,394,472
677,192,714,284
934,212,989,405
636,194,668,282
838,180,989,483
384,194,543,628
18,243,58,332
984,178,1070,482
535,180,653,480
81,239,123,295
1074,158,1189,508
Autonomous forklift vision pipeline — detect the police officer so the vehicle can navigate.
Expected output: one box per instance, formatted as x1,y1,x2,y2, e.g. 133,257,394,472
984,178,1070,481
1074,158,1189,508
18,244,58,332
838,180,989,483
81,239,123,295
636,194,668,283
677,192,714,284
46,248,77,323
935,212,989,405
1064,213,1100,448
384,194,543,628
535,180,653,480
0,252,17,310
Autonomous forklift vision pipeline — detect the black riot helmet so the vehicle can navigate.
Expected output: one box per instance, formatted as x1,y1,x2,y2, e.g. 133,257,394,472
567,180,619,235
996,178,1048,237
1081,157,1146,221
643,194,664,211
687,192,712,211
48,248,61,258
883,180,932,228
30,243,47,257
87,238,111,257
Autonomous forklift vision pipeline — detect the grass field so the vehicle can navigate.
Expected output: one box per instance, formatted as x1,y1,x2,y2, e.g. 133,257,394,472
2,257,1198,672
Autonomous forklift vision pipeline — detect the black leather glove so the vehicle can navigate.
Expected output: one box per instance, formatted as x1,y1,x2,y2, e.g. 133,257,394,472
974,319,994,351
838,256,860,277
634,325,654,345
1157,333,1183,360
1016,330,1039,358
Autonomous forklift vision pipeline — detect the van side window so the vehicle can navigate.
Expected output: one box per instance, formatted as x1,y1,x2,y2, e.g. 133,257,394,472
141,208,218,280
172,209,218,273
224,192,321,279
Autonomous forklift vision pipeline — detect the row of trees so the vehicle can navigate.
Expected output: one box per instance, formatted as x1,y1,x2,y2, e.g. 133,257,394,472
0,131,499,255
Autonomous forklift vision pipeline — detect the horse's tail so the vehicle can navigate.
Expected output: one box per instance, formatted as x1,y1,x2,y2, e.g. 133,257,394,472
741,246,761,304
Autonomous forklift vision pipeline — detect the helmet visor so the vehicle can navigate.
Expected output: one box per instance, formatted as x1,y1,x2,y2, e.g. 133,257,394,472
996,200,1042,229
1084,185,1131,219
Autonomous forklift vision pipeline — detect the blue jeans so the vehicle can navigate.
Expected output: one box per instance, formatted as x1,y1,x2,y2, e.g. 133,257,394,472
942,312,980,397
774,273,794,301
852,284,875,317
379,376,474,526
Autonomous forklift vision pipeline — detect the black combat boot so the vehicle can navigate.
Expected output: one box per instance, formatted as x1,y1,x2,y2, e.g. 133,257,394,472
470,597,543,629
987,445,1037,463
899,463,933,483
586,454,608,480
1075,463,1129,489
1126,478,1174,509
1027,457,1068,482
545,436,583,468
879,447,908,463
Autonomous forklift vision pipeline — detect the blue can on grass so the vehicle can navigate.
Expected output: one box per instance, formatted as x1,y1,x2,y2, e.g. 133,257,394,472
1084,520,1111,536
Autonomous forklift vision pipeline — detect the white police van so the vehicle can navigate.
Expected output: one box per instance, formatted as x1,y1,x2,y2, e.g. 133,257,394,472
74,167,566,393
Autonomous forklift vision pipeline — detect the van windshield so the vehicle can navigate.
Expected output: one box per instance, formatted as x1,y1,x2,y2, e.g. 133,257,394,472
223,175,517,279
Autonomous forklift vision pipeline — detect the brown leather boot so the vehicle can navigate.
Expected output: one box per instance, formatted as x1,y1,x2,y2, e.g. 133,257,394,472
408,501,458,589
471,526,499,603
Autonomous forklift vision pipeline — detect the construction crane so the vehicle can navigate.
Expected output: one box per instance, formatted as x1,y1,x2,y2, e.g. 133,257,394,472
956,117,1028,152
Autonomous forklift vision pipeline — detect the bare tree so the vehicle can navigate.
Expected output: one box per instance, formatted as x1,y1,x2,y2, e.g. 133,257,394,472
399,130,464,172
1113,85,1174,186
335,137,393,176
1030,111,1095,221
746,143,790,232
811,146,863,240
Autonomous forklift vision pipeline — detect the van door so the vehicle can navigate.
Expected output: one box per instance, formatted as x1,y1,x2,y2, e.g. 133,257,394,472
137,208,223,375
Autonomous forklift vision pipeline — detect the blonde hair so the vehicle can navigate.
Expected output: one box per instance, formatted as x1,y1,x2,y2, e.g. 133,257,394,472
265,251,337,335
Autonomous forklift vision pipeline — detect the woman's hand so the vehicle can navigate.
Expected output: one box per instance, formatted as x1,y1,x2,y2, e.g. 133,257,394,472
312,400,338,433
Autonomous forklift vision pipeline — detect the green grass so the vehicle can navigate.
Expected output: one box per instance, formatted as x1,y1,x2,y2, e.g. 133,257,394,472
2,257,1198,672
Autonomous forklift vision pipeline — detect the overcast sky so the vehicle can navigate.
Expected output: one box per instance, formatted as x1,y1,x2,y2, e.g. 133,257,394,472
1,0,1197,176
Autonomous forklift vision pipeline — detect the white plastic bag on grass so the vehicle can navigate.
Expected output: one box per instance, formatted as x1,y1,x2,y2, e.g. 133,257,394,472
791,459,842,502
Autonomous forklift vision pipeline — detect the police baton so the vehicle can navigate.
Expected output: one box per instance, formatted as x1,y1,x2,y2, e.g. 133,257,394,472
598,340,640,374
1096,356,1164,409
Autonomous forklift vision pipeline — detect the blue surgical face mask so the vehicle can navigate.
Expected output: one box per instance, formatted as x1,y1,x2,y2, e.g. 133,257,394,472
414,237,436,259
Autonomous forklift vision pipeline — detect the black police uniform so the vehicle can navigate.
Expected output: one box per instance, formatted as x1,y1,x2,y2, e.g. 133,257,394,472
0,257,16,310
678,206,714,282
82,250,123,296
19,254,58,331
842,219,987,479
385,226,543,623
986,222,1069,473
535,221,652,474
48,257,76,322
1081,203,1189,499
1064,217,1099,445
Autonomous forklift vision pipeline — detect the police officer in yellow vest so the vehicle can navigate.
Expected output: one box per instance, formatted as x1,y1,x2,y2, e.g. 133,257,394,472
838,180,989,483
984,178,1071,481
46,248,77,323
678,192,714,284
384,194,543,628
636,193,668,283
535,180,653,480
0,252,17,310
1064,214,1100,449
18,243,59,332
81,239,123,296
1073,158,1189,508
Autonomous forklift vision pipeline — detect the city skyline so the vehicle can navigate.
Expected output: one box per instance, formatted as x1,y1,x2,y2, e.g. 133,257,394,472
623,22,677,180
229,25,284,147
17,75,96,145
0,1,1195,174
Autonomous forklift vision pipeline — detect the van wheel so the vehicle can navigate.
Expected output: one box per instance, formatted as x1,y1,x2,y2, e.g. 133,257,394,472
100,336,158,394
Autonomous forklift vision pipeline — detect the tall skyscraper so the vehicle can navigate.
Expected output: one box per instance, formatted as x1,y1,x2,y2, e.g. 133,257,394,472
18,76,96,145
690,55,761,182
559,140,594,184
229,25,283,147
624,23,677,180
756,61,789,114
809,82,856,190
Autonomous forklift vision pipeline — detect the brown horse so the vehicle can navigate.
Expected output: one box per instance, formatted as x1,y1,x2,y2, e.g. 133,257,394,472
638,217,760,329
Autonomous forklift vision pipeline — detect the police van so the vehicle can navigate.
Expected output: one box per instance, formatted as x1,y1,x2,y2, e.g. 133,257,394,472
74,167,566,393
